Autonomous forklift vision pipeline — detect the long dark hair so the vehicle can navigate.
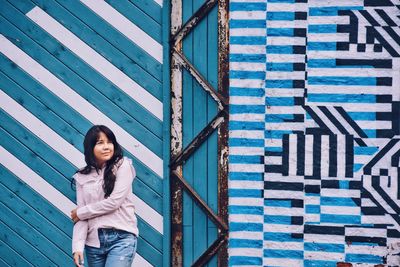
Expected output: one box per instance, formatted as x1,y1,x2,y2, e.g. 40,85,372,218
78,125,123,198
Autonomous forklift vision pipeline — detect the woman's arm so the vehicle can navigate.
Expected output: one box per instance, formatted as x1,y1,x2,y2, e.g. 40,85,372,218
76,158,135,221
72,181,88,254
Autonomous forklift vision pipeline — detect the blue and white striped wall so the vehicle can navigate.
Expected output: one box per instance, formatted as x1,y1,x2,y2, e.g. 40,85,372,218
0,0,168,266
229,0,400,266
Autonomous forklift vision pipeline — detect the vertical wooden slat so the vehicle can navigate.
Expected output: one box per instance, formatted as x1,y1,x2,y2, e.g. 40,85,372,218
170,0,183,265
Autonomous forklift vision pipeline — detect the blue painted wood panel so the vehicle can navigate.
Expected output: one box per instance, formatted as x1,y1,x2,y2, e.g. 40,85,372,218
182,0,219,266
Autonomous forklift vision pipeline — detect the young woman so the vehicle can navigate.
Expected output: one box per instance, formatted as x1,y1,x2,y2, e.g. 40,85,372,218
71,125,138,267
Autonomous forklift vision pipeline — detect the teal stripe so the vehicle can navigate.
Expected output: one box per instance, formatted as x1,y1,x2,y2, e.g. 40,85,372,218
30,0,162,81
182,1,195,262
10,0,162,90
0,115,75,201
0,71,86,160
0,144,162,264
0,107,162,214
129,0,162,24
0,201,71,264
0,220,55,266
106,0,162,43
0,56,162,196
0,9,163,151
0,239,32,267
162,0,171,263
0,182,72,256
0,166,71,236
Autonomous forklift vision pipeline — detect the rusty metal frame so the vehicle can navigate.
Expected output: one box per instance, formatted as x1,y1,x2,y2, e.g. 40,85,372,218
170,0,229,266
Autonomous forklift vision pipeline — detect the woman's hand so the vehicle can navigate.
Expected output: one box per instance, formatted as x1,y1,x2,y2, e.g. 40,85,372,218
71,208,80,223
73,251,84,267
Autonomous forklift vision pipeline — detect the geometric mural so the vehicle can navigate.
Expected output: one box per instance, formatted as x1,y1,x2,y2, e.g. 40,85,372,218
229,0,400,266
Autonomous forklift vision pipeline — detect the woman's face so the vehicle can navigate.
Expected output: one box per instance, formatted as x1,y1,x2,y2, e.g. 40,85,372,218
93,131,114,167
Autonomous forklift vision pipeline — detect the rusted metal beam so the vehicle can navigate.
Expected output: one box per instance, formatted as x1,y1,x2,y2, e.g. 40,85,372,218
171,0,217,47
172,170,228,232
172,49,228,109
217,0,230,265
170,0,183,265
191,235,228,267
170,110,225,169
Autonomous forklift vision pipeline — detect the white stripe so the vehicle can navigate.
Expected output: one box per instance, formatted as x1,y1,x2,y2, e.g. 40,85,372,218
308,33,349,42
230,96,265,105
230,180,263,189
267,54,305,62
229,197,263,206
264,207,303,216
357,120,392,129
230,62,265,71
0,91,84,167
308,50,392,59
304,234,344,243
308,0,363,7
26,7,163,121
229,248,262,257
264,190,304,199
264,156,282,165
321,188,360,198
308,16,350,24
266,89,304,97
79,0,162,63
304,251,344,261
345,227,386,237
229,214,263,223
263,258,303,267
230,11,266,20
266,36,306,46
0,146,75,216
265,123,304,131
0,35,163,178
337,134,346,178
267,3,308,11
0,91,164,234
230,114,265,121
229,146,264,156
2,146,152,267
266,71,305,79
321,206,360,215
264,241,303,250
230,232,263,240
230,44,266,54
230,79,265,88
266,105,304,114
345,245,386,256
264,224,303,233
230,28,266,37
289,134,297,176
304,134,314,176
230,130,264,139
230,164,264,172
320,135,330,178
307,85,393,95
265,139,282,147
266,20,307,28
308,68,395,77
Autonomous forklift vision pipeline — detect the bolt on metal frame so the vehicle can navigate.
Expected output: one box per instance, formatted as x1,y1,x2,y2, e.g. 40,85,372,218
170,0,229,266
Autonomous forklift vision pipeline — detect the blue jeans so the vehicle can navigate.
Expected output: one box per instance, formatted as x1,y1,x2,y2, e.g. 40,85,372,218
85,228,137,267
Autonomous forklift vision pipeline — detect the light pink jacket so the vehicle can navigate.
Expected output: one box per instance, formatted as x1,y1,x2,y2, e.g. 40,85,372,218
72,157,138,253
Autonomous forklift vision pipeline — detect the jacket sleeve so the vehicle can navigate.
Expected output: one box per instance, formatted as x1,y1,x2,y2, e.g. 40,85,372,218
72,176,88,254
76,158,135,221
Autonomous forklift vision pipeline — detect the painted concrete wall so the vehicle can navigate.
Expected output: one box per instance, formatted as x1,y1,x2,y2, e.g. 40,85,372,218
228,0,400,266
0,0,166,266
